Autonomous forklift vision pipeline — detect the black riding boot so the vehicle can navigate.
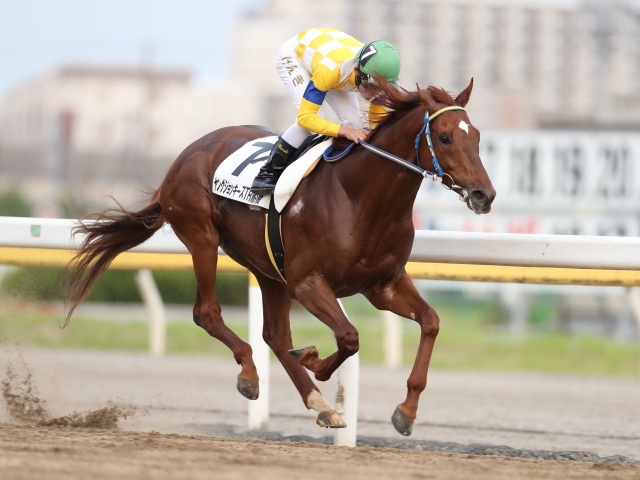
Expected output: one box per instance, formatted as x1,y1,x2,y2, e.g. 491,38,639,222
250,136,297,195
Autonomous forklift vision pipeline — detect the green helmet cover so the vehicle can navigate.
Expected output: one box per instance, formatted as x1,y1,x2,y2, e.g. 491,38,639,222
356,40,401,86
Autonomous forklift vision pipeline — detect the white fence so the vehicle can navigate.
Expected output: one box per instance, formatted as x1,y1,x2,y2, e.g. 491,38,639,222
4,217,640,269
1,216,640,447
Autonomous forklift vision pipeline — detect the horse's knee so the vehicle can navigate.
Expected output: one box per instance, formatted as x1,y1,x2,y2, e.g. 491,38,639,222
233,342,254,365
261,320,288,348
336,327,359,355
262,328,279,350
420,308,440,338
193,306,206,328
193,303,222,333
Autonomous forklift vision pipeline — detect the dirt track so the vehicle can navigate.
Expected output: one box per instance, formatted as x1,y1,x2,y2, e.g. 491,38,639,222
1,424,638,480
1,347,640,479
2,348,639,457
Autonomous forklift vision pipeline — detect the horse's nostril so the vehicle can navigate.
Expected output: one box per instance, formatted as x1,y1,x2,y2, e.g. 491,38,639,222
471,190,487,204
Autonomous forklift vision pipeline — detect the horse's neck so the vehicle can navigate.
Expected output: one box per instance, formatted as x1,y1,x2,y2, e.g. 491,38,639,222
335,111,424,221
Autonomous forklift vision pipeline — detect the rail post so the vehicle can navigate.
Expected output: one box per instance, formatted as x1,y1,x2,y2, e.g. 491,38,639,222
135,269,166,356
334,299,360,447
625,287,640,376
382,310,403,368
500,284,529,334
248,273,270,429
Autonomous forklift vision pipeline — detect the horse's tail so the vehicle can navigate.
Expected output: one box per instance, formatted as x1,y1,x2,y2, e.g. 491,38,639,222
63,189,165,325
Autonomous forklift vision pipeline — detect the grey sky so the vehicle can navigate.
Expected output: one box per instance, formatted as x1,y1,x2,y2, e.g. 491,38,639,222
1,0,638,99
0,0,264,97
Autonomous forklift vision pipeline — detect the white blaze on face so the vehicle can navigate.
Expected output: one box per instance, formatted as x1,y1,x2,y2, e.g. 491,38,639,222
458,120,470,134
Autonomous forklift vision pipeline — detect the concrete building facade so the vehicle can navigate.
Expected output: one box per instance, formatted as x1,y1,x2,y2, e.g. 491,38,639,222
0,0,639,212
0,67,252,211
236,0,640,131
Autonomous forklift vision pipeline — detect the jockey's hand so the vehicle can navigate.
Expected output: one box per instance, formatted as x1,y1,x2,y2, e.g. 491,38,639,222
338,126,369,144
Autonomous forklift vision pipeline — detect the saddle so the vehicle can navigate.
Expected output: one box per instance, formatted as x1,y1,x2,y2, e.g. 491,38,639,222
213,134,331,210
212,133,333,282
291,134,328,160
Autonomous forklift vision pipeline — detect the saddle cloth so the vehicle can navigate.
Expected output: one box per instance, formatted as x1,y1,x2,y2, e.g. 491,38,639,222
212,136,332,212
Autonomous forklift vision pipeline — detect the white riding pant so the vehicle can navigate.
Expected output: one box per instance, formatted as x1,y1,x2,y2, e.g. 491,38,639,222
276,37,365,148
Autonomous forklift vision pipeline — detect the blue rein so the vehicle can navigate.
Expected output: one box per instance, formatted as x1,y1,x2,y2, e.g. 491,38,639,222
323,105,467,186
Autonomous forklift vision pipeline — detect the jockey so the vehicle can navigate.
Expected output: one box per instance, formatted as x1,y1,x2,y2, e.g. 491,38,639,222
250,27,401,195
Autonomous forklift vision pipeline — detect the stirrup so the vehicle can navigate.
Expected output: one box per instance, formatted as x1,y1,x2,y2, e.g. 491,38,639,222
250,181,276,195
251,173,278,194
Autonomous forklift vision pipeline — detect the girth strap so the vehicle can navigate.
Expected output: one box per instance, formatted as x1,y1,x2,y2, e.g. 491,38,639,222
265,195,286,282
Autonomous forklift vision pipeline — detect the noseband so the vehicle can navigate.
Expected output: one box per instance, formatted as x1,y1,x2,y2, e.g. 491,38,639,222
323,105,469,202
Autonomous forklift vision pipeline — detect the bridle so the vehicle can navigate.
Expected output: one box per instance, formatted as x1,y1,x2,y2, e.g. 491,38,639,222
323,105,470,202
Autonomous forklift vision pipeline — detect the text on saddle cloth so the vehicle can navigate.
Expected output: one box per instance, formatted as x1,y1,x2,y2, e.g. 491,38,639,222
212,136,332,213
212,135,276,209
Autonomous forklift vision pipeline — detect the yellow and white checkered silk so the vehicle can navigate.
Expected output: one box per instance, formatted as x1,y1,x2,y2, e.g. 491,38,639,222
294,28,386,136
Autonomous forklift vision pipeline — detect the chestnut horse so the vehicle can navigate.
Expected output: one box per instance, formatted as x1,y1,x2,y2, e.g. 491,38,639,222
65,79,495,436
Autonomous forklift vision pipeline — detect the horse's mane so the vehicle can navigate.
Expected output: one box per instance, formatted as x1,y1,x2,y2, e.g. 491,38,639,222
373,80,456,134
331,80,456,150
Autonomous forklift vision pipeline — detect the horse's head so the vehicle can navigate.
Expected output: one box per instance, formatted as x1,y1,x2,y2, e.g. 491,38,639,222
418,79,495,214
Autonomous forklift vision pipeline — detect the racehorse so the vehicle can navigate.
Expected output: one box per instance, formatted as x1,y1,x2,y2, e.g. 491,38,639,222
65,78,495,436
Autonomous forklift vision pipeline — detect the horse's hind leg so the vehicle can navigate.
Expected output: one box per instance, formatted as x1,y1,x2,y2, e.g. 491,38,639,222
256,273,345,428
161,148,258,399
183,227,259,399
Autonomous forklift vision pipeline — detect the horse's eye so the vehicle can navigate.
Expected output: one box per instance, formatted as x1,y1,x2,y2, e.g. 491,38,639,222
438,134,451,145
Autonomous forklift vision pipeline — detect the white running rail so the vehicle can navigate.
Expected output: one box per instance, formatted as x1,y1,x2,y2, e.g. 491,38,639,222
4,217,640,269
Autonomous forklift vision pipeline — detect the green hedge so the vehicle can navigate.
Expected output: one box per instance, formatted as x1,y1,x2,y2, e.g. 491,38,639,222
0,267,248,306
0,189,33,217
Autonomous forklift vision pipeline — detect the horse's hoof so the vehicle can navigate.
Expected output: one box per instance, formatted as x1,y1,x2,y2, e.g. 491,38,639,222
391,405,414,436
236,377,259,400
288,345,318,361
316,409,347,428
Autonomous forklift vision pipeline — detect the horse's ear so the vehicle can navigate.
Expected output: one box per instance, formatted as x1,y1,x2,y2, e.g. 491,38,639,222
455,78,473,107
418,84,438,112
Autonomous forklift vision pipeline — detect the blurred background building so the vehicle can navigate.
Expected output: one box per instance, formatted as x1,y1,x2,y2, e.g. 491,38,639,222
0,66,252,214
237,0,640,132
0,0,639,337
2,0,640,212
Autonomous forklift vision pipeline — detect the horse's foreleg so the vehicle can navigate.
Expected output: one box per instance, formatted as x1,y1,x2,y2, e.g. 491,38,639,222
364,273,440,436
257,274,345,428
292,274,359,382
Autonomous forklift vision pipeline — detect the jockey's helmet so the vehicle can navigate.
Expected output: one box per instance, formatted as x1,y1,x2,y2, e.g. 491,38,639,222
356,40,401,87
